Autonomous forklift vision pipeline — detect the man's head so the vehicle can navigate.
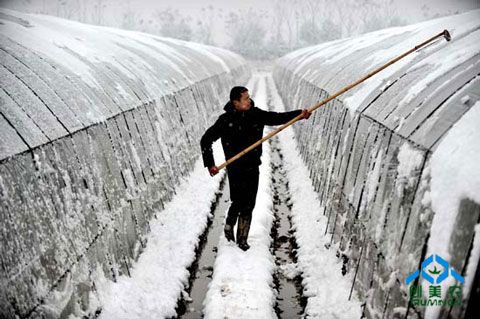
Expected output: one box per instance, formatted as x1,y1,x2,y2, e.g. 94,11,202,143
230,86,251,112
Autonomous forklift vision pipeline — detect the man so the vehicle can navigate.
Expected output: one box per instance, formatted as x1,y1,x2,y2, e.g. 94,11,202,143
200,86,311,251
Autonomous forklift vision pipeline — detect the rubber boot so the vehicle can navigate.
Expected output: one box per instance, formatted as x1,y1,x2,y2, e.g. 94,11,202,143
224,223,235,242
236,215,251,251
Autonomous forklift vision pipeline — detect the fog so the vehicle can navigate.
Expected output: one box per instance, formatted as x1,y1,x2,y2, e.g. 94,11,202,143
1,0,478,59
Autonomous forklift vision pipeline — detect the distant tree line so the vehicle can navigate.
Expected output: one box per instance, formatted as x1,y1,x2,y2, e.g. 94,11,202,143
14,0,461,60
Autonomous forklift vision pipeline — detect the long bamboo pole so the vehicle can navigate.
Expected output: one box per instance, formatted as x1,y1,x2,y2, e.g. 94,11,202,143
216,29,451,172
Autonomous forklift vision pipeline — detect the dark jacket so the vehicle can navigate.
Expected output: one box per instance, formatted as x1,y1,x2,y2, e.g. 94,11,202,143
200,99,302,170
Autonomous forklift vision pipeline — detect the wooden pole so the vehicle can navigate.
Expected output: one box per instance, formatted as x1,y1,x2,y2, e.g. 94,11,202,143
216,30,451,171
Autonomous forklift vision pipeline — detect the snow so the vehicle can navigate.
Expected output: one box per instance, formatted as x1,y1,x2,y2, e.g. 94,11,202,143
366,149,383,203
279,262,300,280
288,26,414,76
322,27,414,66
428,101,480,260
425,101,480,319
0,8,247,166
397,142,423,181
203,74,277,319
278,9,480,114
375,202,389,243
2,6,477,316
461,95,471,105
114,83,130,100
128,140,143,172
203,72,364,318
350,10,480,114
0,8,243,106
398,29,480,108
0,174,7,199
96,142,225,319
396,141,424,195
170,39,232,73
384,270,399,290
464,224,480,298
268,73,363,318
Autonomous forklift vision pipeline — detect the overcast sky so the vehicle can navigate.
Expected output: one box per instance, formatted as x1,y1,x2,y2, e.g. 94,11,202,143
1,0,478,46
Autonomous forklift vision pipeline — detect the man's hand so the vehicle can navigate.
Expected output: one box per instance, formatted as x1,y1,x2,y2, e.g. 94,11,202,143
301,109,311,120
208,166,219,176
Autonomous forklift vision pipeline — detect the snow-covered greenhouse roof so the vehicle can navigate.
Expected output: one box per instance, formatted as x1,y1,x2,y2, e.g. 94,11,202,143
277,9,480,151
0,8,245,161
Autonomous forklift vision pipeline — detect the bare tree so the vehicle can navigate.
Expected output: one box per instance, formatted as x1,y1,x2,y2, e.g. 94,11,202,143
154,8,193,41
361,0,406,34
299,20,322,45
225,8,268,59
194,5,216,45
91,0,106,25
56,0,81,20
120,6,142,31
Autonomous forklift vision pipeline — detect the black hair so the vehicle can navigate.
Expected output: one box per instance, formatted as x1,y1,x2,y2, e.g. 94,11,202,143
230,86,248,102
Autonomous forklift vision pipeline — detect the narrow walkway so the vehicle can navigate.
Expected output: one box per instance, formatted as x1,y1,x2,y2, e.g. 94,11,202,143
269,136,306,318
177,178,230,318
203,73,278,319
182,72,307,318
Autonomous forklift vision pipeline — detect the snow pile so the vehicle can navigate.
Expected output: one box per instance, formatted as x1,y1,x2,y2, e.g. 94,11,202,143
97,142,225,319
279,262,301,280
428,101,480,260
203,74,277,319
396,141,424,195
424,101,480,319
268,74,363,318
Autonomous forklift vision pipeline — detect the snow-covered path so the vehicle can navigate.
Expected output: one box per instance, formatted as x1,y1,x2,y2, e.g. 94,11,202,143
96,71,363,318
203,73,278,319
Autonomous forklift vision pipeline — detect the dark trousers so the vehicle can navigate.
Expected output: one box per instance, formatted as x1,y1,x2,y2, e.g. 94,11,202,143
226,165,260,227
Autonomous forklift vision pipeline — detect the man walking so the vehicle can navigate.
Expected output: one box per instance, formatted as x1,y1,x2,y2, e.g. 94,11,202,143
200,86,310,251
